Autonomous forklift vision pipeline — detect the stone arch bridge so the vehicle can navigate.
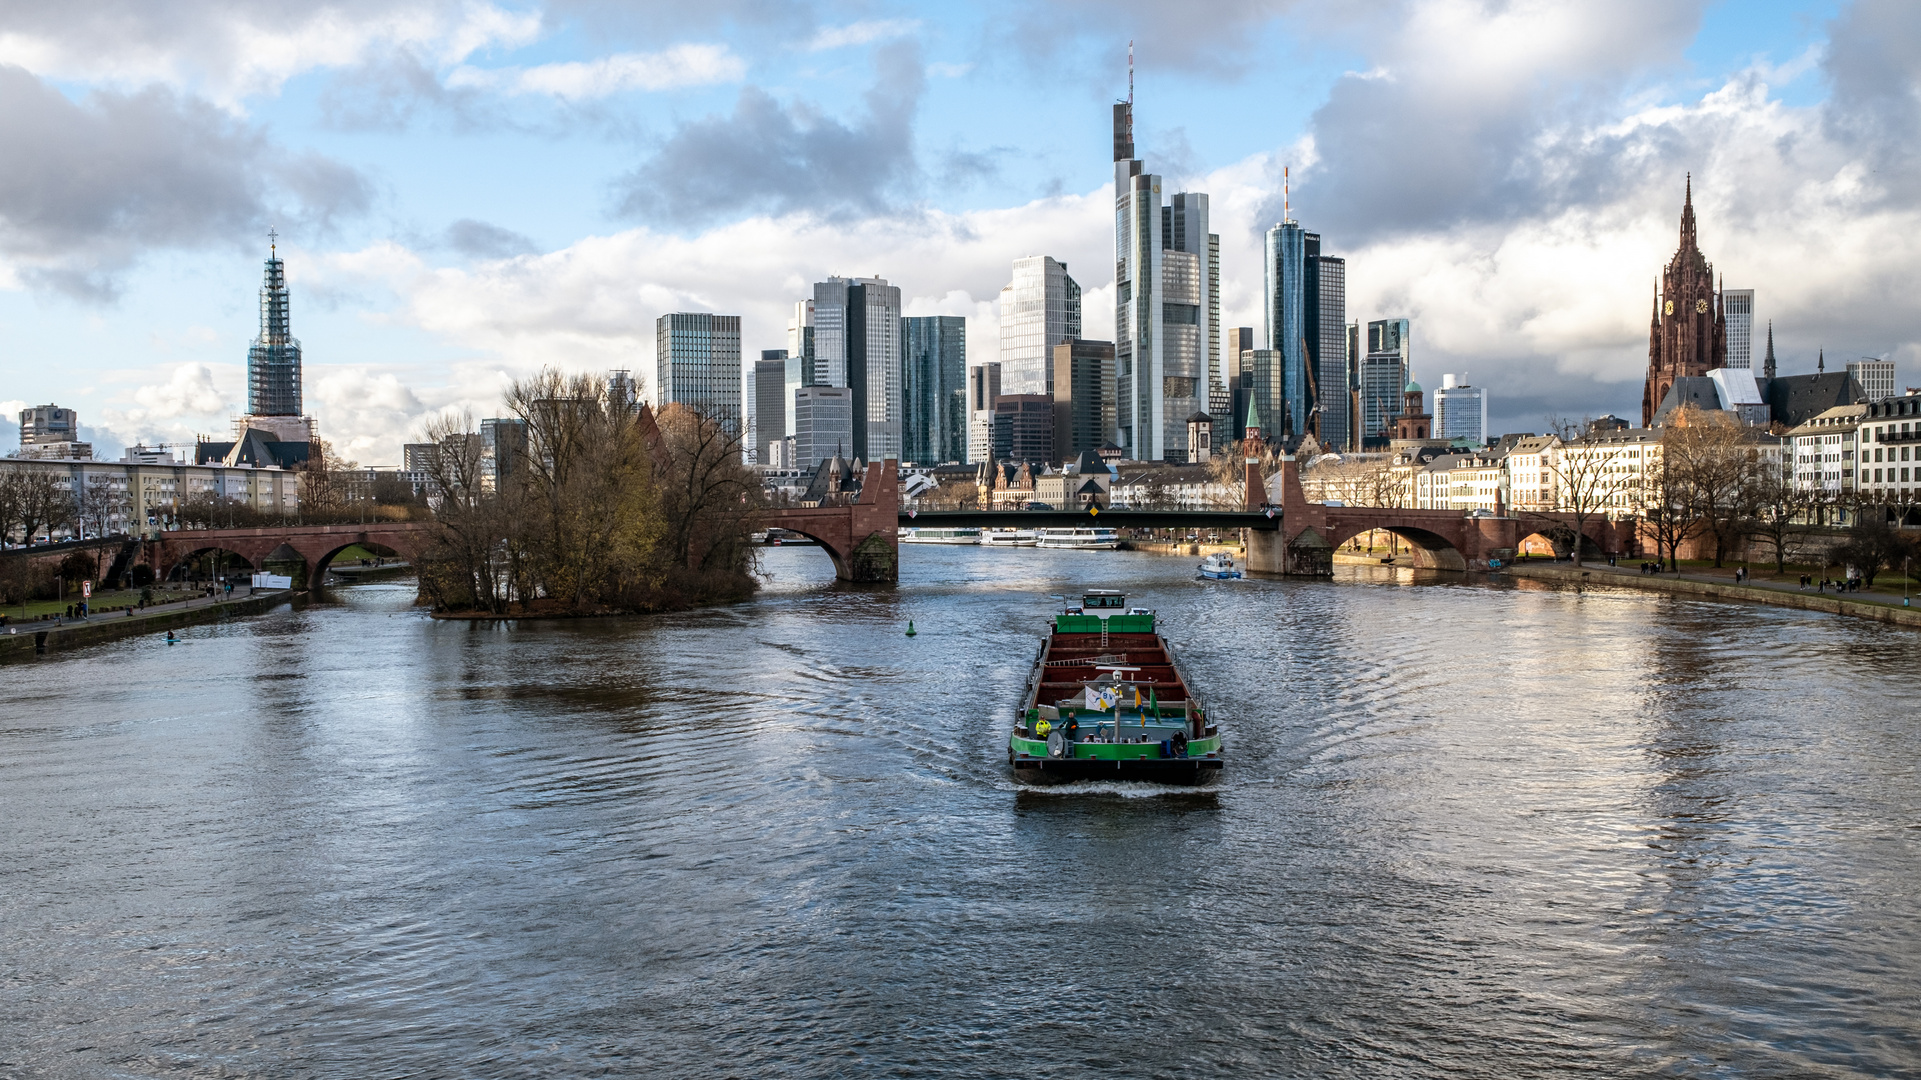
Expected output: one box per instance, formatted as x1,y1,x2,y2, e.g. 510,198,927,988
142,522,435,587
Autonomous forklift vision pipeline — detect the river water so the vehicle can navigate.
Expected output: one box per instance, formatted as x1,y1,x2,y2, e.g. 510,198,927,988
3,547,1919,1078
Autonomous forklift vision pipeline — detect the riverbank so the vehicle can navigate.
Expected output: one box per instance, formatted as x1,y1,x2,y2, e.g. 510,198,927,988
0,588,302,661
1504,561,1921,629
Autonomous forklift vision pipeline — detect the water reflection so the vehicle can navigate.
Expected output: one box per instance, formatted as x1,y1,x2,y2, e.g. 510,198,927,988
2,550,1919,1077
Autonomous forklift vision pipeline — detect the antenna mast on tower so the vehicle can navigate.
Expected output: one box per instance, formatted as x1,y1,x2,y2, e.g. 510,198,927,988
1284,166,1292,224
1127,40,1134,143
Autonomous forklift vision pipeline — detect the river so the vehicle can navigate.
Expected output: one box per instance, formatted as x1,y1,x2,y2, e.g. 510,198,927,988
3,547,1919,1077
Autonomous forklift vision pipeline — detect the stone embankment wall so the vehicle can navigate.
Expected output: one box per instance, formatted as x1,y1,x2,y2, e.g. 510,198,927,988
0,590,302,662
1504,563,1921,629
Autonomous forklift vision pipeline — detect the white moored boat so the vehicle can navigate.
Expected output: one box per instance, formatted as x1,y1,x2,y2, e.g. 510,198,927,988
982,529,1039,547
901,527,983,545
1035,527,1120,550
1197,552,1243,579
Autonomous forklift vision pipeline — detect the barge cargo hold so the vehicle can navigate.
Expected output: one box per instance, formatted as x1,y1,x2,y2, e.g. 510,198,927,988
1007,590,1223,786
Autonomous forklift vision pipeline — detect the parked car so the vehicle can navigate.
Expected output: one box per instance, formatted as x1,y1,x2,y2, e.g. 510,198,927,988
1024,501,1055,511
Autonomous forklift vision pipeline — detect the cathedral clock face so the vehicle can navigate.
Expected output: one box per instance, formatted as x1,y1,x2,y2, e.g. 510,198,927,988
1664,300,1674,316
1696,299,1709,314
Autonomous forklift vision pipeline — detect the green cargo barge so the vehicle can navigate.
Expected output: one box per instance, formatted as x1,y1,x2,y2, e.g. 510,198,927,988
1008,590,1223,786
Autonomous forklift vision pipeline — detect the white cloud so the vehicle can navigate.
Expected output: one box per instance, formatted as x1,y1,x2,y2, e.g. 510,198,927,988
805,19,921,52
447,43,747,100
308,368,429,464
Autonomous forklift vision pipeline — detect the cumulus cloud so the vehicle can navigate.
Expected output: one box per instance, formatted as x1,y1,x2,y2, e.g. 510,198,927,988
0,0,540,102
0,64,371,298
444,218,538,259
614,40,926,225
805,19,921,52
446,43,746,100
308,368,430,463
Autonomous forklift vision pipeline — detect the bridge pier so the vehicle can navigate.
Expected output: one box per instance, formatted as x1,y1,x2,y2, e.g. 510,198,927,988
766,461,900,584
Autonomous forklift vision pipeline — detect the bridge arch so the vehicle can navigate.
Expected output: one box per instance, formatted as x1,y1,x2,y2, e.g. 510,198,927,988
1517,527,1605,561
312,539,405,582
1324,522,1467,571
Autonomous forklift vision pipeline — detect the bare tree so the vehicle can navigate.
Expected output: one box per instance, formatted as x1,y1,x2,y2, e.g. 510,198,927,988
1535,417,1640,567
1746,460,1823,575
1662,407,1761,568
10,468,67,547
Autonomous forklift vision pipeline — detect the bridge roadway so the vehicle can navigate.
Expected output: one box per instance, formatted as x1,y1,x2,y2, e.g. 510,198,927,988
899,509,1279,532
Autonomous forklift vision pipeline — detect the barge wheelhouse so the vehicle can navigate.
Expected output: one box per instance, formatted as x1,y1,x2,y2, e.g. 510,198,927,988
1008,590,1223,785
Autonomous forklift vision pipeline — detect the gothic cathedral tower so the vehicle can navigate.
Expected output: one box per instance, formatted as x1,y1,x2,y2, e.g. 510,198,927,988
1642,176,1727,426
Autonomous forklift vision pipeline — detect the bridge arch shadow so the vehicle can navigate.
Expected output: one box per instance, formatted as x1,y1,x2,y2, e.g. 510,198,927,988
1518,527,1605,561
764,526,861,582
1327,524,1467,571
314,540,403,580
163,546,257,582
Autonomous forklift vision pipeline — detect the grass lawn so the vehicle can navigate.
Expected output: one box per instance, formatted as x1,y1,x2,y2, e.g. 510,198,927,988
1649,558,1920,597
4,587,207,622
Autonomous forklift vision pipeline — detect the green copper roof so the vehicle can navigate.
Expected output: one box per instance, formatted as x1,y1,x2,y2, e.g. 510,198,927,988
1405,376,1422,393
1243,397,1261,430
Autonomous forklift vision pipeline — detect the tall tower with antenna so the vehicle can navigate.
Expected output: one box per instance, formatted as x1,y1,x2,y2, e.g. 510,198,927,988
1111,44,1218,463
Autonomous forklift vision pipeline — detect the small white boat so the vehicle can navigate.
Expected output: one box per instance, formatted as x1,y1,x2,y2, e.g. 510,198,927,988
982,529,1039,547
901,527,983,545
1036,527,1120,550
1197,552,1243,579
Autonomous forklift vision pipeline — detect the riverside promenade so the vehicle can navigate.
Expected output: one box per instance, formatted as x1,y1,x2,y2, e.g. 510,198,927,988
1504,560,1921,629
0,587,300,661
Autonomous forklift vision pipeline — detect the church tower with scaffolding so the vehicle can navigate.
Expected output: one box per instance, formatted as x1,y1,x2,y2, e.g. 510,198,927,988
1642,176,1727,426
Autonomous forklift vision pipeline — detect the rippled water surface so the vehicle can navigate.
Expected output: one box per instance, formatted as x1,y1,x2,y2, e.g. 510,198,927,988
4,548,1920,1078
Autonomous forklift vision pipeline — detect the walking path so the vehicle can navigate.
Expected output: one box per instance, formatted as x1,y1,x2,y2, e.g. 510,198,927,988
1504,560,1921,628
1,587,297,659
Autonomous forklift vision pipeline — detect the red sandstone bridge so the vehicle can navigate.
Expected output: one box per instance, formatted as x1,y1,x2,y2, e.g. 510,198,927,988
124,458,1634,587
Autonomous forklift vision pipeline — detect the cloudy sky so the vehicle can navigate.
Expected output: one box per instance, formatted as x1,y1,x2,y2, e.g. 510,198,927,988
1,0,1915,462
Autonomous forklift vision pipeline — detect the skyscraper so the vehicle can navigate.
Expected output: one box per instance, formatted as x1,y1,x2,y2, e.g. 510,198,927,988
1222,327,1254,441
1309,247,1348,450
248,237,302,417
1848,358,1897,399
1263,219,1310,442
1113,82,1216,462
967,362,1001,464
794,386,854,469
654,313,742,434
1052,339,1115,462
754,351,788,462
902,315,967,464
1241,348,1285,444
812,276,903,460
1723,288,1754,370
784,300,817,442
1433,374,1487,445
998,256,1081,396
1361,319,1411,444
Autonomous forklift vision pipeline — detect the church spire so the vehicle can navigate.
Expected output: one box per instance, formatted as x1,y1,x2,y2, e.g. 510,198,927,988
1763,320,1776,381
1679,172,1697,252
1818,348,1825,374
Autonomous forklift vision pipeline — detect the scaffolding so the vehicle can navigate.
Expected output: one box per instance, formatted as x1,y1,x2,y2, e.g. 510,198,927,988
247,243,303,417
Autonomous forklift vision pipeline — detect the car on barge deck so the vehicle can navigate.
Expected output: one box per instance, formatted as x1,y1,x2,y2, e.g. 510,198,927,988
1007,589,1223,786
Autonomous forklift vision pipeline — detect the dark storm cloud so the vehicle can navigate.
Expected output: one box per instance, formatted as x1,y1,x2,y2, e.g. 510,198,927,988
445,218,539,259
1822,0,1921,196
613,41,925,225
0,64,371,300
989,0,1311,77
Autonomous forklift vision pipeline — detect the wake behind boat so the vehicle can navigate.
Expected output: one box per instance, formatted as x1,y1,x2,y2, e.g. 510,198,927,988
1008,589,1223,785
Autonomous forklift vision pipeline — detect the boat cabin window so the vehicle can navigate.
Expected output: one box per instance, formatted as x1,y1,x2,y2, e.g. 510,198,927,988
1082,592,1127,609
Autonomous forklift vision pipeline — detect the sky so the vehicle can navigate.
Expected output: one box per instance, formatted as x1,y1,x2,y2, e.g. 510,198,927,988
2,0,1917,464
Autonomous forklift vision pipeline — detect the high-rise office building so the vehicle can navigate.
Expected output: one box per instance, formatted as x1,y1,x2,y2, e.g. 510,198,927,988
902,316,967,464
967,362,1002,463
248,239,303,417
1264,217,1348,446
1346,321,1362,451
1240,348,1285,444
753,351,788,463
1849,358,1897,400
1222,327,1255,442
991,394,1054,463
812,276,902,460
1433,374,1487,445
794,386,854,469
784,301,817,441
480,417,527,491
655,312,742,434
1360,318,1411,444
1113,91,1216,462
1723,288,1754,370
1053,339,1115,463
1309,248,1348,450
998,256,1081,396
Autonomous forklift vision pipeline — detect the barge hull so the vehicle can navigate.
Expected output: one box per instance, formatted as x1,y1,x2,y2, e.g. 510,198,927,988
1010,756,1223,786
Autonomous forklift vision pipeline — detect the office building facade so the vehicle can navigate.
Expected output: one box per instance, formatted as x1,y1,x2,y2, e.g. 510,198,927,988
812,276,902,460
1360,318,1412,443
1053,339,1115,463
967,362,1002,464
1723,288,1754,370
1433,374,1488,445
1309,250,1348,450
903,315,967,464
753,352,788,463
1113,99,1216,462
991,394,1054,464
998,256,1081,396
654,312,743,434
1848,358,1898,400
794,385,855,469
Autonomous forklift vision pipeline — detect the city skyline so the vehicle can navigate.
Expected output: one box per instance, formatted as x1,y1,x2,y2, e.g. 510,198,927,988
2,2,1917,465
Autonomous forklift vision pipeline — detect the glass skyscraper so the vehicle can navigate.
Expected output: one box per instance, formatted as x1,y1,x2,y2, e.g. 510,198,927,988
654,312,742,434
1361,318,1411,443
1433,374,1487,444
1113,100,1216,462
1309,250,1348,450
1723,288,1754,370
997,256,1080,396
753,351,788,463
902,315,967,464
811,276,902,461
1263,221,1310,441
